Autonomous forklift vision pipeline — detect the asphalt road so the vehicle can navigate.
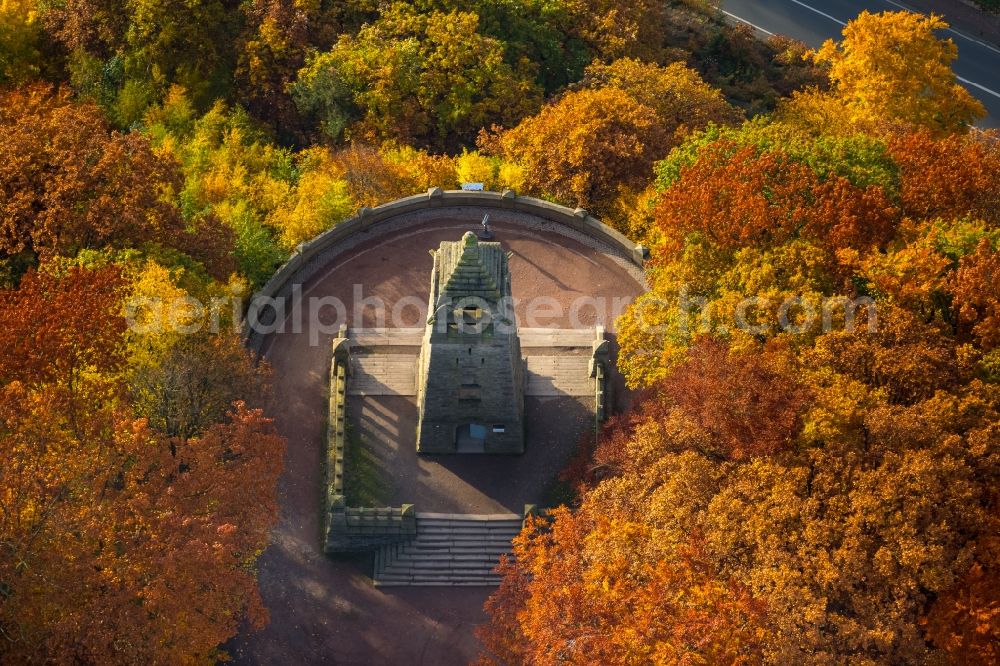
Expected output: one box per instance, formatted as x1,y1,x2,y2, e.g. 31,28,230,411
720,0,1000,127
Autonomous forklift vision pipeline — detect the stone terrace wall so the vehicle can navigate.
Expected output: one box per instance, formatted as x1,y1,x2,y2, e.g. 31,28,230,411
326,335,349,505
243,188,646,353
324,333,417,553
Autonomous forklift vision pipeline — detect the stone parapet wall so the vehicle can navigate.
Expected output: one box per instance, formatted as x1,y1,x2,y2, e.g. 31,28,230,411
326,334,348,505
325,504,417,553
590,327,612,422
323,331,418,554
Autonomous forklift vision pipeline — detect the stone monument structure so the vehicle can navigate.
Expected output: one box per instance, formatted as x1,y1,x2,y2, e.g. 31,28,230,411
415,231,525,453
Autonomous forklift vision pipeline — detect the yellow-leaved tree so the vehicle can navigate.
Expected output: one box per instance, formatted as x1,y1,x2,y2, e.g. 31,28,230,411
781,11,985,135
0,0,41,85
485,87,670,213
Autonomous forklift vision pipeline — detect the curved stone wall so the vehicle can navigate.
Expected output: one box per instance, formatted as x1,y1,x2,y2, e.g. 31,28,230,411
243,188,646,350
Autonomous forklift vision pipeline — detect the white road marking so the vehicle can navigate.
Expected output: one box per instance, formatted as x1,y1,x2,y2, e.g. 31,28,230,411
725,1,1000,102
720,9,775,35
787,0,846,26
956,75,1000,100
881,0,1000,56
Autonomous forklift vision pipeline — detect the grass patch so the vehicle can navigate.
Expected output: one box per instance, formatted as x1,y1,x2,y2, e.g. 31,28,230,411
343,422,393,506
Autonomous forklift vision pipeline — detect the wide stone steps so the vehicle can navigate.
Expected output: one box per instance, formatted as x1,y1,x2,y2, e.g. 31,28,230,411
373,513,522,587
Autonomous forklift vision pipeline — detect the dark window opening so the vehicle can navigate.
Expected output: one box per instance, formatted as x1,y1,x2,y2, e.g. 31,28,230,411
462,306,482,324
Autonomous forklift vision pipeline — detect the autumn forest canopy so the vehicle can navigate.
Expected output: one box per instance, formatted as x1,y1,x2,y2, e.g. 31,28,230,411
1,0,999,663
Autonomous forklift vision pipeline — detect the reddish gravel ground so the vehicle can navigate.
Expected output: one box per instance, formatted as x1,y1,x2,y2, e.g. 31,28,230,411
230,211,645,665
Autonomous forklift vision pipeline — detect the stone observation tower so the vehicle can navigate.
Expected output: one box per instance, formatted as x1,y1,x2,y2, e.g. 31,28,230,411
416,231,525,453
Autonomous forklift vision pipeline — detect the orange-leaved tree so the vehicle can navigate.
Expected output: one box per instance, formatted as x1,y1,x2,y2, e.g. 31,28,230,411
478,509,768,666
656,338,810,460
616,135,900,388
492,112,1000,663
0,264,284,663
579,58,743,145
922,547,1000,664
0,85,234,278
952,238,1000,352
477,341,807,664
888,129,1000,226
485,87,669,212
563,0,671,62
653,140,899,256
482,331,1000,663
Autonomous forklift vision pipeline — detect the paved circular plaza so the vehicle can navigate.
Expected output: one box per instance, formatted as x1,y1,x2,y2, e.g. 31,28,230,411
233,204,645,665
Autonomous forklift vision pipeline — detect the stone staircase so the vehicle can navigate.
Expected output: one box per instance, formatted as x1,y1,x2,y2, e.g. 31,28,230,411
373,513,523,586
